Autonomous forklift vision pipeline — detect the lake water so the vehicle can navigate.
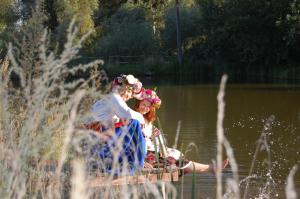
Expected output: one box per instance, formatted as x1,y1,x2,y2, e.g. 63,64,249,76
149,82,300,198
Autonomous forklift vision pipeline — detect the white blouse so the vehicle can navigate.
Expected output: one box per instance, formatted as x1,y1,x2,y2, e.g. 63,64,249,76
144,122,156,151
143,122,182,160
91,92,145,128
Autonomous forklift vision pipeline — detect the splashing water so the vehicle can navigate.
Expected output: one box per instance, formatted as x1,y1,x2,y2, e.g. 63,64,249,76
229,115,300,199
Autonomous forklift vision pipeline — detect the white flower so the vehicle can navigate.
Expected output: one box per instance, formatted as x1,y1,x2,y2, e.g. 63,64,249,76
126,74,137,85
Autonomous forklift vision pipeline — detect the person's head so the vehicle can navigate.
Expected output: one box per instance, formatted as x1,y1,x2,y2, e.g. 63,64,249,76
135,89,161,122
112,74,142,101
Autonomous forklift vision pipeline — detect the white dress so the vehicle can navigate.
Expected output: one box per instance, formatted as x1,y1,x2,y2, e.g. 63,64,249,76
143,122,156,151
90,91,145,128
144,122,182,160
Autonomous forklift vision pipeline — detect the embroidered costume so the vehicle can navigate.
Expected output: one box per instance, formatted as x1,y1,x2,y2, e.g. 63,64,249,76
86,74,146,175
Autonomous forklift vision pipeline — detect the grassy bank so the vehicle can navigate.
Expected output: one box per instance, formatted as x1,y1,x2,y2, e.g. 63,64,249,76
99,60,300,84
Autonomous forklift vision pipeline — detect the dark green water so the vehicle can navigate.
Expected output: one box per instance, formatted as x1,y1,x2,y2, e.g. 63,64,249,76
152,83,300,198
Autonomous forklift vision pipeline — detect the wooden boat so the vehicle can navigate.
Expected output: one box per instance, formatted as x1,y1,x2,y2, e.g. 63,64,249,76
88,165,179,188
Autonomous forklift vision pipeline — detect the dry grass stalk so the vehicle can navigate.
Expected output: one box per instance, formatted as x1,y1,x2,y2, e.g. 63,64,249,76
223,137,240,199
216,74,241,199
71,159,88,199
285,165,298,199
216,74,228,199
172,120,181,149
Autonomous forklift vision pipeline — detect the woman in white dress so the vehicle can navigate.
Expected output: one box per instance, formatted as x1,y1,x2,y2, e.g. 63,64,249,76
134,89,228,174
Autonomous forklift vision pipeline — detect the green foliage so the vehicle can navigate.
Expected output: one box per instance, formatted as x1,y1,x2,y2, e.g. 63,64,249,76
44,0,59,30
196,0,300,75
130,0,166,9
94,0,128,28
127,0,167,38
18,0,37,21
54,0,99,35
163,6,202,54
0,0,16,33
1,0,300,81
10,5,48,89
95,8,158,57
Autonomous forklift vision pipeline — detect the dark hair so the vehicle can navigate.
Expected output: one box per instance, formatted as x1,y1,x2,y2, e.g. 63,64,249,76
134,100,156,122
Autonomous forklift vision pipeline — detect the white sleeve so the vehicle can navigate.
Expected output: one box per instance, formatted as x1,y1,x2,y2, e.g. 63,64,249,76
110,93,145,124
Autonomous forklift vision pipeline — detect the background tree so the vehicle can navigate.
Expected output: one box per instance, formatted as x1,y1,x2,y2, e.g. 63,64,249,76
128,0,167,35
1,0,300,80
0,0,15,33
95,8,158,58
10,4,48,90
95,0,128,23
163,5,202,56
54,0,98,35
0,0,17,51
196,0,300,77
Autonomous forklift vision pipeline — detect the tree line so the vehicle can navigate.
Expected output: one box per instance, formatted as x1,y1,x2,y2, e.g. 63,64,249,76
1,0,300,82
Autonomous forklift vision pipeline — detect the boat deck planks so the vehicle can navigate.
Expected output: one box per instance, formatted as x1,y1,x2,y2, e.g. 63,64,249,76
89,168,179,187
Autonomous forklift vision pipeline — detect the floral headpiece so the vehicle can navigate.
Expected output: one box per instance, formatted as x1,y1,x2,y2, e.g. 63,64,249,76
140,89,161,109
113,74,142,94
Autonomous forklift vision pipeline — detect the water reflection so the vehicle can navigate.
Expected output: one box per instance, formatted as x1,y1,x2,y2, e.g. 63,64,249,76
149,83,300,198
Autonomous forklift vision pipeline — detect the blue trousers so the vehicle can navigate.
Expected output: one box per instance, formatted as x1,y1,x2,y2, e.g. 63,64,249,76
91,119,146,175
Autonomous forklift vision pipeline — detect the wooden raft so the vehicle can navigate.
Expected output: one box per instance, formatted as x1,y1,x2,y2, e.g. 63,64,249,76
89,167,179,188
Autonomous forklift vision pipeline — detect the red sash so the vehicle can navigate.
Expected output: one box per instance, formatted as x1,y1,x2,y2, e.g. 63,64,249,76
85,121,125,132
114,121,125,128
84,122,102,132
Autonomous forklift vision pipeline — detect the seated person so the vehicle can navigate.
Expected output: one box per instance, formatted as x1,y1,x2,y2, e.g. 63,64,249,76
134,89,228,174
85,74,146,175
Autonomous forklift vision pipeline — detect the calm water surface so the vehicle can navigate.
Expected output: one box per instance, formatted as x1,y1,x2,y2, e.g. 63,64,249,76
153,83,300,199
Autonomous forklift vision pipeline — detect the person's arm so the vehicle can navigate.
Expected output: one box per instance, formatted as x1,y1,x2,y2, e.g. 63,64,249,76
110,93,145,124
151,124,168,158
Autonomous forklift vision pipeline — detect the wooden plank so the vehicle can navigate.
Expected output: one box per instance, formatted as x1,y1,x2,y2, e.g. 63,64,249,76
89,170,179,188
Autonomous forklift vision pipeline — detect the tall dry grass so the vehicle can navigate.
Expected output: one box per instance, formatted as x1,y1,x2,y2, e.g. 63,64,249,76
285,165,298,199
0,19,177,198
0,19,103,198
216,75,240,199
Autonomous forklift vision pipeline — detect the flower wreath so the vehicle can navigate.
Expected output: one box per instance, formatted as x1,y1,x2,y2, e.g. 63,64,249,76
113,74,142,94
140,89,161,109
